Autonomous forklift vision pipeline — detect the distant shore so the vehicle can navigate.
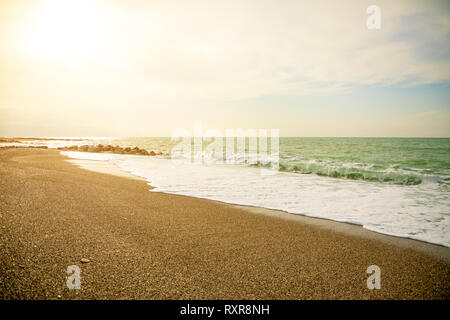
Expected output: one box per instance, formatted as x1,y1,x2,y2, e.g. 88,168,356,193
0,148,449,299
0,138,163,156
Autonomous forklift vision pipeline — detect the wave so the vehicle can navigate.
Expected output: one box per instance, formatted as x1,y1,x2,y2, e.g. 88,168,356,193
158,149,450,186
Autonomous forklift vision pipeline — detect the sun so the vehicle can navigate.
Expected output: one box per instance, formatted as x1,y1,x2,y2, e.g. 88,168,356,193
23,0,111,62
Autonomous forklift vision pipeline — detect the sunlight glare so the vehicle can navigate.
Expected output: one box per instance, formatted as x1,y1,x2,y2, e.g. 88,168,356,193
26,0,111,62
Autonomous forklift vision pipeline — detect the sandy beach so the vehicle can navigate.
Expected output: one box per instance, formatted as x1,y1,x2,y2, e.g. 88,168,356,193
0,148,449,299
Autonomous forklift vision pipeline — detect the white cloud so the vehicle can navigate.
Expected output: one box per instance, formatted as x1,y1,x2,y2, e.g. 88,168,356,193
97,0,449,99
1,0,449,102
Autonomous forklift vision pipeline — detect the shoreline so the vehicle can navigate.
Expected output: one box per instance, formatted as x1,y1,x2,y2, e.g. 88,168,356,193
238,205,450,262
1,148,449,299
66,159,146,181
66,153,450,262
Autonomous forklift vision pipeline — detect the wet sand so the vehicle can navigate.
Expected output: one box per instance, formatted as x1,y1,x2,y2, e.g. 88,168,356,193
0,148,449,299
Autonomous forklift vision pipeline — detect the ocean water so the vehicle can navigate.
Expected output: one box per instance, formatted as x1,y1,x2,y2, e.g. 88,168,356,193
100,137,450,186
59,137,450,247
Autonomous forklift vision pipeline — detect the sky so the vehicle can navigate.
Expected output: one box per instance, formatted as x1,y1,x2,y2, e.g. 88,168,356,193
0,0,449,137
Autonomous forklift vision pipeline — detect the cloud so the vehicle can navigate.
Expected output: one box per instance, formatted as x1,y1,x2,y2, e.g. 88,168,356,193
100,0,450,99
1,0,449,102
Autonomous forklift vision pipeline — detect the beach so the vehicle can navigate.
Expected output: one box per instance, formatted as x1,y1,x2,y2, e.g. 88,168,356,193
0,148,449,299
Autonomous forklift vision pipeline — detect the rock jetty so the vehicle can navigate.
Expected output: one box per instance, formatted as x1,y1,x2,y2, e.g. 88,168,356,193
57,144,162,156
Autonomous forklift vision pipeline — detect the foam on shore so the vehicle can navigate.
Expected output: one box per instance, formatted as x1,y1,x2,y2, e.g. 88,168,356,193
61,151,450,248
66,159,145,181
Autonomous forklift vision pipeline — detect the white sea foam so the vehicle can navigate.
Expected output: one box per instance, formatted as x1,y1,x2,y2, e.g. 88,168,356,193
62,151,450,247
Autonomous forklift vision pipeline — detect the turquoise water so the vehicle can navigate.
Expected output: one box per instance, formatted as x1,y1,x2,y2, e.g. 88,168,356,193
101,137,450,186
279,138,450,186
